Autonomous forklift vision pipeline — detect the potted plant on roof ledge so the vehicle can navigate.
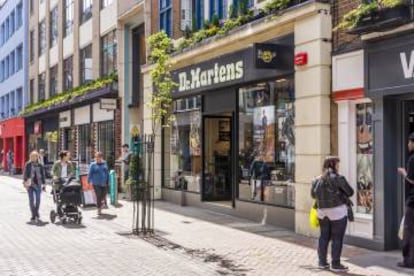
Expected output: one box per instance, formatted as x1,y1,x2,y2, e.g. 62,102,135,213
335,0,411,35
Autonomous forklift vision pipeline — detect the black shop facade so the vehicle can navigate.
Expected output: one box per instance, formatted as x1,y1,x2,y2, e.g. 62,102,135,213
161,34,296,229
364,32,414,250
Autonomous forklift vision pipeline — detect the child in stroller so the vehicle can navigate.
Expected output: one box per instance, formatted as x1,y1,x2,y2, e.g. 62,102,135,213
50,177,83,224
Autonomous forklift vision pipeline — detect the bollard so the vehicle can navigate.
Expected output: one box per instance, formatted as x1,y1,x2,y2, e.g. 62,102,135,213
109,170,118,205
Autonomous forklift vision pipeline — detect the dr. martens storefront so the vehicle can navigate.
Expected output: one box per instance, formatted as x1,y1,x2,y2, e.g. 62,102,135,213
154,1,333,231
364,32,414,250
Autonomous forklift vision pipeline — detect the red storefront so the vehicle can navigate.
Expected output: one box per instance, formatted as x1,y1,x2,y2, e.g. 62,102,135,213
0,118,26,174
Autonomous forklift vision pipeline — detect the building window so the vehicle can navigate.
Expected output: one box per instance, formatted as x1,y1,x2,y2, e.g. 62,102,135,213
30,0,34,15
10,52,15,75
63,56,73,90
50,7,59,47
163,96,202,192
238,78,295,207
80,0,93,24
101,30,117,76
30,30,35,62
64,0,74,37
10,11,15,35
16,87,22,113
16,44,22,71
39,20,46,55
38,73,46,101
80,45,93,84
356,102,374,214
50,65,58,97
29,79,34,104
78,124,92,164
5,56,9,78
101,0,113,9
160,0,172,36
16,2,23,29
209,0,224,20
97,121,115,169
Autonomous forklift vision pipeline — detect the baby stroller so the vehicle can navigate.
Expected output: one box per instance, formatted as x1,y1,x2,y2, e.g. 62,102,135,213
50,177,83,224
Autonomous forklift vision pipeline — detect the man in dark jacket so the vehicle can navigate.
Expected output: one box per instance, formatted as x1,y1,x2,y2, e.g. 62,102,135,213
397,133,414,269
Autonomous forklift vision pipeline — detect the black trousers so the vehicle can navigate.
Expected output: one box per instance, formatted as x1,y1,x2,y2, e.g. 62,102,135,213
94,185,106,209
318,216,347,265
403,198,414,267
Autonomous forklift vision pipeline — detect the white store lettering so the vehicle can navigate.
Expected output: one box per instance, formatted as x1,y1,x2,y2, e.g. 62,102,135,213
178,61,244,92
400,50,414,79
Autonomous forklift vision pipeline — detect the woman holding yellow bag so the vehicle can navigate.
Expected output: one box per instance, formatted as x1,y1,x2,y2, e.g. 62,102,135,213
311,156,354,273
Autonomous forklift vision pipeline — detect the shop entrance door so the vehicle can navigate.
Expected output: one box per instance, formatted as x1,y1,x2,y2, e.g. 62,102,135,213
202,115,233,201
401,101,414,216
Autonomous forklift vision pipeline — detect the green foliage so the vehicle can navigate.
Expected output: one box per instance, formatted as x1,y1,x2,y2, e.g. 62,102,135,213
238,0,250,16
334,0,404,31
147,31,177,133
184,25,192,39
211,14,220,27
263,0,292,13
21,72,118,115
203,19,211,29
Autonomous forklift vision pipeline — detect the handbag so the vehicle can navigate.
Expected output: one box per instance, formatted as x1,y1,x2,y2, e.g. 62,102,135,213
309,201,320,228
23,179,32,189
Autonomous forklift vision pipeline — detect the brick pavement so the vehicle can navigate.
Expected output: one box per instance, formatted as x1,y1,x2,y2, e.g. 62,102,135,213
0,175,412,276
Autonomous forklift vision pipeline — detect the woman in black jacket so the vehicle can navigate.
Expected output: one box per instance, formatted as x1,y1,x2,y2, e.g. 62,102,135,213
311,156,354,272
23,151,46,223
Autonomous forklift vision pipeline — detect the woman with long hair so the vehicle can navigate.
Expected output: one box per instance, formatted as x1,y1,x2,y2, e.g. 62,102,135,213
311,156,354,272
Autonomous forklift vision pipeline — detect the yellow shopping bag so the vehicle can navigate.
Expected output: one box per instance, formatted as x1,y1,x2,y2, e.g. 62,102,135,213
309,204,319,229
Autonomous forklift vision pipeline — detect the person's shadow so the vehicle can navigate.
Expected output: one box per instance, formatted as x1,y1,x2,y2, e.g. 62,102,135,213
95,213,117,220
26,220,49,227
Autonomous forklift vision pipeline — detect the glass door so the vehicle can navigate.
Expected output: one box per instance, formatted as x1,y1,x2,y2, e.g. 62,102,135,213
203,115,232,201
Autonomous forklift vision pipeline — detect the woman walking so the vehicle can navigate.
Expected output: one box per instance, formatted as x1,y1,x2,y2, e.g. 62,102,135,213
23,151,46,223
311,156,354,272
87,152,108,216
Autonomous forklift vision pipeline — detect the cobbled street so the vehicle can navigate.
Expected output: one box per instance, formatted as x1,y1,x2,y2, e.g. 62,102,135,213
0,176,412,276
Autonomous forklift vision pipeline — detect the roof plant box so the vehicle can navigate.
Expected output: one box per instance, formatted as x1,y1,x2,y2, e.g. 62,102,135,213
335,0,411,35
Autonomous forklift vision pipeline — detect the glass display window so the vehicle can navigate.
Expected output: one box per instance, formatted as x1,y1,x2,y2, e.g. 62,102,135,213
238,77,295,207
164,96,202,192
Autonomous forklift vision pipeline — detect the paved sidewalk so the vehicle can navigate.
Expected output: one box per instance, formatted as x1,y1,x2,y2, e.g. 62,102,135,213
0,175,412,275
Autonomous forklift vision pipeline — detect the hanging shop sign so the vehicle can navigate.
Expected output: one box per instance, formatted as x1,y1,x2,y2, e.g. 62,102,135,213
100,98,117,110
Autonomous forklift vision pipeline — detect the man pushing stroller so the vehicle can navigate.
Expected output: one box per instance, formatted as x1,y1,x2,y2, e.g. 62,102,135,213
52,151,75,208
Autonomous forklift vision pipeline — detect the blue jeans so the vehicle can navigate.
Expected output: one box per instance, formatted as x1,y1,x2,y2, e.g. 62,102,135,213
28,186,41,219
318,216,348,265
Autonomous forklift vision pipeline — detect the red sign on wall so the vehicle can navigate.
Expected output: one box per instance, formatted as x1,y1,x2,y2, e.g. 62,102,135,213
294,52,308,66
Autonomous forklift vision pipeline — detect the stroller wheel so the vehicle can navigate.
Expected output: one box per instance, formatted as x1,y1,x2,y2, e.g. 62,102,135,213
77,216,82,225
62,217,67,225
50,210,56,224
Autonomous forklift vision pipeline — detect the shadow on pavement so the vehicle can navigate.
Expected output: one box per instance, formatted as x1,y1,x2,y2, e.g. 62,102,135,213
26,221,49,227
94,213,117,220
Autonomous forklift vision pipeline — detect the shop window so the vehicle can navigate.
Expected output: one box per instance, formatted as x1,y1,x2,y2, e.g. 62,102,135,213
97,121,115,169
238,78,295,207
63,128,75,158
356,103,374,214
45,131,58,162
101,30,117,77
163,96,202,192
78,124,92,164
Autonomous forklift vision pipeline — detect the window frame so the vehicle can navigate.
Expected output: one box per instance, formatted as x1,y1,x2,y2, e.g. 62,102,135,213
159,0,172,36
38,72,46,102
50,6,59,47
101,0,113,9
49,65,58,97
63,56,73,90
100,30,117,77
64,0,74,37
80,0,93,24
39,20,46,56
80,44,93,84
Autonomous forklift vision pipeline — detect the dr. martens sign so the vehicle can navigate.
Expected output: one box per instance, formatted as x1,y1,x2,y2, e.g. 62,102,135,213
178,60,244,92
171,36,294,96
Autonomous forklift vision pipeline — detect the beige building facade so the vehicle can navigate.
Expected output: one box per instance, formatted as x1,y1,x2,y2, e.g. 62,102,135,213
142,1,332,234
